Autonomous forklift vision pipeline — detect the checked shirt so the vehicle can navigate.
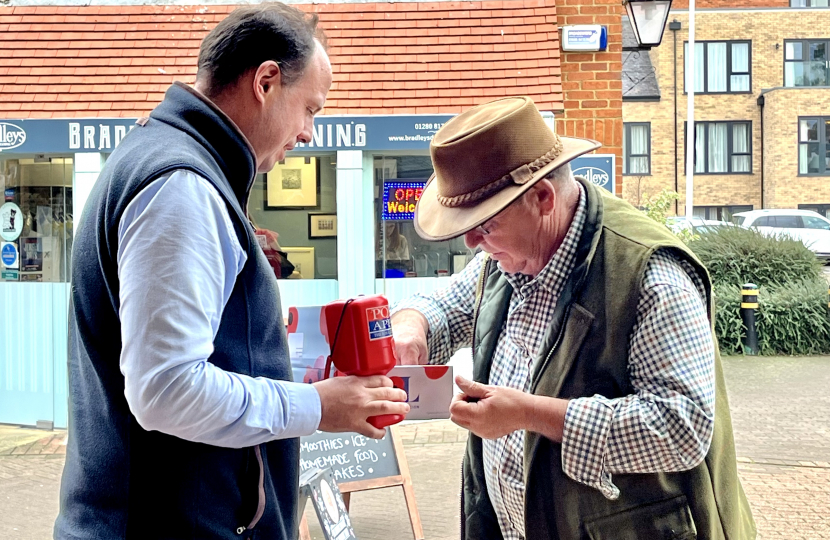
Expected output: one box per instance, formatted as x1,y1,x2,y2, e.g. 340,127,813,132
393,184,716,540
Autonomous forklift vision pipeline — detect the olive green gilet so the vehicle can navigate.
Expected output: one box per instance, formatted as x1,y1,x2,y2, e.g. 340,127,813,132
461,178,756,540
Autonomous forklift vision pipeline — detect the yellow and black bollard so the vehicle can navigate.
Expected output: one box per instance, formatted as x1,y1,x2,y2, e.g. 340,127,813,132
741,283,759,355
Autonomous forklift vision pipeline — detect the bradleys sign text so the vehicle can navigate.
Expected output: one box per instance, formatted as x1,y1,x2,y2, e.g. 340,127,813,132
0,123,26,152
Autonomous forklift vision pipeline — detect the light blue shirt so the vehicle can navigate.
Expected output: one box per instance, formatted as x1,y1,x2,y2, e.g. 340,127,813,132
117,170,321,448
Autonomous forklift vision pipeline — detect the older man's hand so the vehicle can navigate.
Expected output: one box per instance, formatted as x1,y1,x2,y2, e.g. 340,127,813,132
450,376,569,442
391,309,430,365
449,376,533,439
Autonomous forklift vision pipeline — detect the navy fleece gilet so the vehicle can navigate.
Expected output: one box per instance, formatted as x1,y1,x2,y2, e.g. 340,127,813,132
56,83,298,540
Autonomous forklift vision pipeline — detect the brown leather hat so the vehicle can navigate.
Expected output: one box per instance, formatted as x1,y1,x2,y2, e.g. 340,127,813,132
414,96,600,241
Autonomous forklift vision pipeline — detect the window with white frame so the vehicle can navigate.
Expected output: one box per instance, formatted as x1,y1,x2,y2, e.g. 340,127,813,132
686,121,752,174
623,123,650,175
684,41,751,93
799,117,830,175
785,40,830,87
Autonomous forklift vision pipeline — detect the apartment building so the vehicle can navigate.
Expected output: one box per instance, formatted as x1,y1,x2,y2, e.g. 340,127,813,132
622,0,830,218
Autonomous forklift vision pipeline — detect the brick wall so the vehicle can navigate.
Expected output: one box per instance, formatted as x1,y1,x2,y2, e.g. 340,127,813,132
763,88,830,208
623,8,830,213
555,0,624,193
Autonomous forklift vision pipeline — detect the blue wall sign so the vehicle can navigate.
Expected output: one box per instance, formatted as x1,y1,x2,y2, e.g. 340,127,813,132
0,115,456,154
293,116,454,152
0,119,138,154
571,154,615,193
1,242,18,268
561,25,608,52
382,181,427,221
0,117,615,197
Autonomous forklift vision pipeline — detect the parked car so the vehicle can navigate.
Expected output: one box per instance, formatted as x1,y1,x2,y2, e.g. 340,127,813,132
666,217,731,234
731,209,830,261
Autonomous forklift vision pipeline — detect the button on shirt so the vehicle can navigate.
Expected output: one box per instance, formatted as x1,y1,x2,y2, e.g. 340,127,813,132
394,184,716,540
117,170,321,447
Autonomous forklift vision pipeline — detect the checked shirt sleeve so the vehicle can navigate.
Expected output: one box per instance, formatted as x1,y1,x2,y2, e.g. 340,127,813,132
391,252,486,365
560,249,716,500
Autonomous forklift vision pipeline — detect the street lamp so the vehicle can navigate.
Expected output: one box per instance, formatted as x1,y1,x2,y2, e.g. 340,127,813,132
623,0,673,48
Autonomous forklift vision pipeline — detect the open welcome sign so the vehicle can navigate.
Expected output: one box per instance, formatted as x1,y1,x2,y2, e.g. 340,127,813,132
381,181,426,221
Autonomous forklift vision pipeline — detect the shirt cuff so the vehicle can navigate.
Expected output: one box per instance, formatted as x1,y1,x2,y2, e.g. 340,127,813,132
281,381,322,438
561,395,619,500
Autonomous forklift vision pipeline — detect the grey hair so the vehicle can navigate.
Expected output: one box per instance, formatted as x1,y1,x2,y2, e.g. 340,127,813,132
519,163,574,206
546,163,574,184
197,3,326,98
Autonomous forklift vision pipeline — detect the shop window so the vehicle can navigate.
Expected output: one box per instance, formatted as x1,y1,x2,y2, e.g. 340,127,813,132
684,41,751,94
685,121,752,174
374,155,473,279
247,154,337,280
785,40,830,87
798,117,830,176
1,157,74,283
623,123,651,175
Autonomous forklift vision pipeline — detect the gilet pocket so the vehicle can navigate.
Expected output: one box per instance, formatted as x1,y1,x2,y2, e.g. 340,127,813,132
584,495,697,540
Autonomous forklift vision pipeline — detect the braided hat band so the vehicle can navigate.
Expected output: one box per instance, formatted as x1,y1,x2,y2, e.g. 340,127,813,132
436,133,564,208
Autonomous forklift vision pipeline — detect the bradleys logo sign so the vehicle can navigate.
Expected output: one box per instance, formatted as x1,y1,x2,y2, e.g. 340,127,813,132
573,166,609,188
0,123,26,152
570,154,615,194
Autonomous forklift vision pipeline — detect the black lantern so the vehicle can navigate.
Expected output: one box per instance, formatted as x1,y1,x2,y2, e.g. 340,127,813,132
623,0,673,48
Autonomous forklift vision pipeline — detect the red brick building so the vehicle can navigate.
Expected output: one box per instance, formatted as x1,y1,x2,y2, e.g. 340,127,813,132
0,0,624,427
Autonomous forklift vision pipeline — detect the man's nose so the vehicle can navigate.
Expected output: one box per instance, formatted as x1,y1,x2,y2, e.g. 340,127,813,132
464,229,482,249
297,119,314,144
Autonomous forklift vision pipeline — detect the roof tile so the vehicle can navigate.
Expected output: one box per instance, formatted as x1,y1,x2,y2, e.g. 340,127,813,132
0,0,562,117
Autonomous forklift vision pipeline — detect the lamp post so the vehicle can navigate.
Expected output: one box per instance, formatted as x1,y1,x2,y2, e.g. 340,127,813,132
685,0,696,219
623,0,673,49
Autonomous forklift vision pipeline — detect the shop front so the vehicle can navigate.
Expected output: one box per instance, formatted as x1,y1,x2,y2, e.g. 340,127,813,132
0,113,614,427
0,119,137,427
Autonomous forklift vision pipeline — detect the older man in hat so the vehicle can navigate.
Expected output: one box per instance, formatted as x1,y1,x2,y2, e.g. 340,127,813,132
391,97,755,540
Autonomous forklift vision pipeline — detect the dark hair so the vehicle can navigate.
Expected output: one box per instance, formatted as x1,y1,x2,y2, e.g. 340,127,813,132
197,3,326,97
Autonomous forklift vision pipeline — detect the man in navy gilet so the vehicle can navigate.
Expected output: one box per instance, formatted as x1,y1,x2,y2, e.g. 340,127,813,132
55,5,409,539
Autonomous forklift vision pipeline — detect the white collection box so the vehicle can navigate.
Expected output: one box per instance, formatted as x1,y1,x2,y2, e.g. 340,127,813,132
287,305,453,420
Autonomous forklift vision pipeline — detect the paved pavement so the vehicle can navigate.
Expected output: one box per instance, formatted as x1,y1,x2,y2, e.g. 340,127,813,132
1,354,829,539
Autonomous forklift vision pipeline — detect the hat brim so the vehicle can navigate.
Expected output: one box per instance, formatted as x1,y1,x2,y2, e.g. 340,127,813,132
414,136,601,241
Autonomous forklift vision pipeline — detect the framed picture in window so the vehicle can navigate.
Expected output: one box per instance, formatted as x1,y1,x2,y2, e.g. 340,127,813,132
280,247,315,279
308,213,337,238
265,157,318,208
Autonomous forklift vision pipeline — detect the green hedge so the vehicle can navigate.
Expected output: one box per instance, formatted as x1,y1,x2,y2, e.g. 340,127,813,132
687,226,830,355
688,225,822,287
713,280,830,355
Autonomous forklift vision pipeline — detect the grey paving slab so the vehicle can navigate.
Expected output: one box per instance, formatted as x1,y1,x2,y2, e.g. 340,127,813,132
721,355,830,464
2,354,830,539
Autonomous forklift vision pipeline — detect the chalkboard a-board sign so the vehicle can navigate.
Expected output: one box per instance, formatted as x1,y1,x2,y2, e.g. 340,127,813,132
298,427,423,540
300,429,399,486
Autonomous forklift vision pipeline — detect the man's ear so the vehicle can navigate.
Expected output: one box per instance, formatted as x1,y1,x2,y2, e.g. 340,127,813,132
252,60,282,105
534,180,557,216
